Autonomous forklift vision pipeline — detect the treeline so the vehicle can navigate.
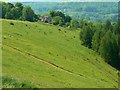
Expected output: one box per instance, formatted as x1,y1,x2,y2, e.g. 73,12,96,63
1,2,80,28
79,19,120,70
23,2,118,22
2,2,38,22
1,2,73,27
44,10,84,29
49,10,72,27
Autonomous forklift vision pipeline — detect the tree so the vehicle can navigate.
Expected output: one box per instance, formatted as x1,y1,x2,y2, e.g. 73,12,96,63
15,2,23,18
118,35,120,64
70,19,79,29
94,22,103,29
0,2,2,18
104,20,112,30
5,11,13,19
92,23,104,52
2,2,38,21
2,2,23,19
113,20,120,34
80,26,94,48
99,30,120,69
5,2,14,12
2,2,6,18
92,30,102,52
55,11,65,18
49,10,65,18
22,6,36,22
49,10,56,17
49,10,72,26
11,7,22,19
52,16,62,25
2,2,14,19
79,19,84,28
15,2,23,10
59,19,64,26
64,15,72,23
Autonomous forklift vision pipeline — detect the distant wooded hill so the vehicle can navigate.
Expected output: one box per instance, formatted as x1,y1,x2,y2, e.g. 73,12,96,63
22,2,118,22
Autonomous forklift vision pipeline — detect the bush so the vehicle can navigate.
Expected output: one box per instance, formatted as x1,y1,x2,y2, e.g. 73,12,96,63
70,19,79,29
2,76,35,88
10,22,14,25
52,16,62,25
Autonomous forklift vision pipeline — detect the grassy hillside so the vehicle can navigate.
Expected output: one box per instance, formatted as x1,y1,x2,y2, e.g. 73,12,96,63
2,19,118,88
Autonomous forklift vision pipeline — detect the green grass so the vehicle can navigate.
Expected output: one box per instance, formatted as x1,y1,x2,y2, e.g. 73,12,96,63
2,19,118,88
2,76,35,88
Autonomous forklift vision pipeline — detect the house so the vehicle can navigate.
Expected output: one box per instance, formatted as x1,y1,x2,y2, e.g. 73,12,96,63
41,16,52,23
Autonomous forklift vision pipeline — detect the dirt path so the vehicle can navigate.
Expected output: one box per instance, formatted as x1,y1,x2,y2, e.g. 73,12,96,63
4,45,86,79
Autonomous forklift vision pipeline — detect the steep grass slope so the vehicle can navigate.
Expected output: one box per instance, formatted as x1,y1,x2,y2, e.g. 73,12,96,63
2,19,118,88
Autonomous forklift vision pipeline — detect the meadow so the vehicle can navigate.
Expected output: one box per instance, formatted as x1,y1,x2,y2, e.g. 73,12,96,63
2,19,118,88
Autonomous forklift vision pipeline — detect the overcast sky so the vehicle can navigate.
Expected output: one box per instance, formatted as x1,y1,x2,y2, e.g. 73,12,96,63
3,0,120,2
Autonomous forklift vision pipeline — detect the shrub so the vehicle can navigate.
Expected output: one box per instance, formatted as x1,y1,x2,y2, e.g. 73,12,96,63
2,76,35,88
10,22,14,25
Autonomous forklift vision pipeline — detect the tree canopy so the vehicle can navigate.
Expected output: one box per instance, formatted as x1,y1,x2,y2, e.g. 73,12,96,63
2,2,37,22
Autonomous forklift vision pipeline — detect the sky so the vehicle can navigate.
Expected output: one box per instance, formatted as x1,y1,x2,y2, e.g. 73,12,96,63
3,0,120,2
